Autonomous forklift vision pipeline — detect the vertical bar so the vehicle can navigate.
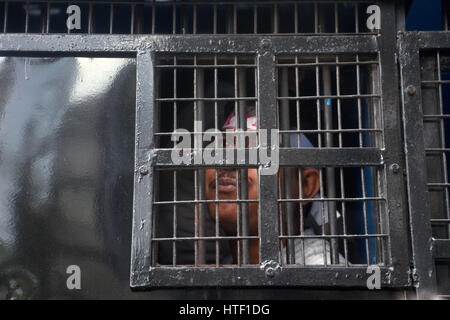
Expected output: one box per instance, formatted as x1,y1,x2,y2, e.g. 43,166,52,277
193,3,197,34
258,51,279,263
334,3,339,34
443,0,448,31
379,0,410,284
109,3,114,34
314,3,318,34
40,1,46,33
194,56,206,265
319,168,327,265
399,32,437,299
67,2,71,34
356,54,363,147
130,51,155,287
322,64,339,264
152,0,155,34
294,3,298,34
172,3,176,34
3,0,7,33
436,51,450,236
173,57,178,266
294,55,305,264
295,56,301,147
336,56,343,147
339,168,349,266
274,3,278,34
173,170,177,266
238,65,250,264
233,3,237,34
214,55,219,266
280,67,295,264
234,56,241,265
315,55,322,147
88,2,93,34
131,4,135,34
360,167,371,264
213,3,217,34
25,0,29,33
253,3,257,34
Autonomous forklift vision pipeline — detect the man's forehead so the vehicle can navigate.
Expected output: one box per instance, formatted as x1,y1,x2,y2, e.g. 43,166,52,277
223,108,257,131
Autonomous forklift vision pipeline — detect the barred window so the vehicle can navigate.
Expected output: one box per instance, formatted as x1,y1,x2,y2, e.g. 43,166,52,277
4,0,446,294
1,0,378,35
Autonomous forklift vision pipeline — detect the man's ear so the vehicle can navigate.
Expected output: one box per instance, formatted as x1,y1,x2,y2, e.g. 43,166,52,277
301,168,320,199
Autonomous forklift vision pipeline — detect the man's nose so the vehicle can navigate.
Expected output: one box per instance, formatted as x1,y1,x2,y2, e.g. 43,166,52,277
217,168,235,177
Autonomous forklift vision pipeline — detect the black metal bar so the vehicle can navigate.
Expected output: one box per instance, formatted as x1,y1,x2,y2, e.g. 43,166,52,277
141,266,402,288
194,57,207,265
3,0,8,33
257,49,278,264
238,67,250,264
0,34,379,54
399,31,437,299
130,51,155,288
376,0,410,284
152,148,384,168
280,67,295,264
322,63,339,264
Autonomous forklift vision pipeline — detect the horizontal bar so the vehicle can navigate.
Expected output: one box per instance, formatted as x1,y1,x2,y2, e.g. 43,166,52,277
156,64,257,68
156,97,257,102
276,61,379,67
153,199,259,205
6,0,378,5
427,183,450,189
278,129,382,133
155,128,382,136
432,239,450,260
279,234,389,239
151,148,384,167
401,31,450,50
430,219,450,224
277,94,380,100
0,34,379,54
423,115,450,119
422,80,450,84
425,148,450,153
153,236,259,242
278,197,384,202
131,265,406,288
279,148,383,166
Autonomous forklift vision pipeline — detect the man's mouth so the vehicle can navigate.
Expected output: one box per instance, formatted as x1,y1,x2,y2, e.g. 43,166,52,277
211,177,237,193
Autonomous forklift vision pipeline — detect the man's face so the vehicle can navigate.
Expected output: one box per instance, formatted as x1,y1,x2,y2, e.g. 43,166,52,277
205,167,259,235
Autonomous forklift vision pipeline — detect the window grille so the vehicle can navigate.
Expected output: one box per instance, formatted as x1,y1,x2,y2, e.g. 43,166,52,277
1,0,379,35
399,31,450,299
0,0,416,291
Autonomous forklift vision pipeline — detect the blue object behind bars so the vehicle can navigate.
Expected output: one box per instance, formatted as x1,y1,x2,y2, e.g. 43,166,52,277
406,0,443,31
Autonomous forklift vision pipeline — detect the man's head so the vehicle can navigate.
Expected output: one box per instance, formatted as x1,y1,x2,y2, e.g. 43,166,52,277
204,107,320,236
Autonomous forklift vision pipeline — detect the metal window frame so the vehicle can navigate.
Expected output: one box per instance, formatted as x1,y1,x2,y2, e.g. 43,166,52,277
399,31,450,299
0,0,411,289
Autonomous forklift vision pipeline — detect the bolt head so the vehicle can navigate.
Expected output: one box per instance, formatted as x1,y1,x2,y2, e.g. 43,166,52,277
406,85,417,96
261,39,271,49
390,163,400,174
139,165,149,175
265,267,275,278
